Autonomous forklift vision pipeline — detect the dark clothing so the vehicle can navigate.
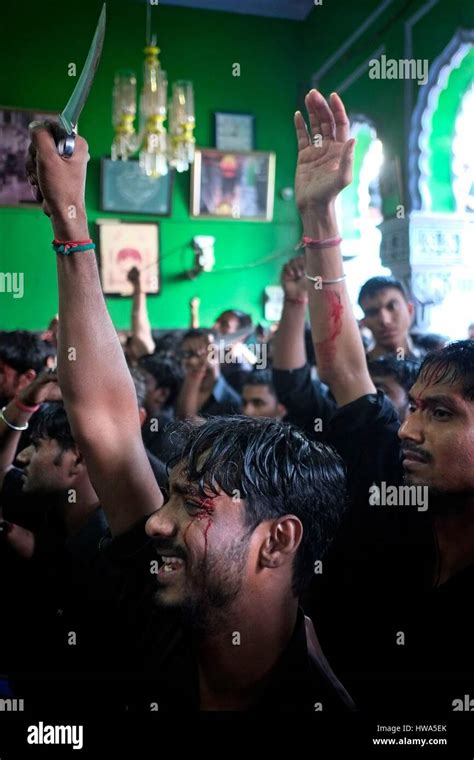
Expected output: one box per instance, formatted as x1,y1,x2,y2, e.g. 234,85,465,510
142,407,176,465
201,375,242,416
1,495,128,709
304,391,474,716
95,520,354,711
272,363,336,440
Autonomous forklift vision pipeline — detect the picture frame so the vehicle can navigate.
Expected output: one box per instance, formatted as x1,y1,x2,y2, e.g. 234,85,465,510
0,106,55,207
100,158,174,215
97,221,160,296
191,148,275,221
214,111,256,151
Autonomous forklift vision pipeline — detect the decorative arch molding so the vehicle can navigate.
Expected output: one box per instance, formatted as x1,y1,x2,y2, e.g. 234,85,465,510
408,28,474,211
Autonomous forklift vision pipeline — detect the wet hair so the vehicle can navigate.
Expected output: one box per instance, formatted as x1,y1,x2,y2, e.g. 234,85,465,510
242,369,278,399
139,355,184,407
417,340,474,401
168,416,347,596
0,331,53,375
29,402,76,453
367,357,421,395
358,276,409,308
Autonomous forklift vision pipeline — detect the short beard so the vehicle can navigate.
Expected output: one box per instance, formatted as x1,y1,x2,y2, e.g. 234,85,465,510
180,532,252,638
404,474,473,516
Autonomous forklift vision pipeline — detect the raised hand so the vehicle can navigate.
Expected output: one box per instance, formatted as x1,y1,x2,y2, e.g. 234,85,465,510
127,266,141,287
281,255,307,301
17,368,62,406
26,121,89,240
294,90,355,212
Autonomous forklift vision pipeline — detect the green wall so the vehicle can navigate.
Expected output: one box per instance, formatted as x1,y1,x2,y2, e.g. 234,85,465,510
0,0,301,330
2,0,473,331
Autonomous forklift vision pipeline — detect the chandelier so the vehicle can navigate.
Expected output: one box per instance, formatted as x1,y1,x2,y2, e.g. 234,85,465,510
111,7,195,178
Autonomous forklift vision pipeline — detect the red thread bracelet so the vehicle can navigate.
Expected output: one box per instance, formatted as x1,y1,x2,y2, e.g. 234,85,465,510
14,397,41,414
285,296,308,305
295,235,342,250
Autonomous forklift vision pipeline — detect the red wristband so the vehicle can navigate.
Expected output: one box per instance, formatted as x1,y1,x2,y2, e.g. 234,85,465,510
52,239,93,245
295,235,342,250
285,296,308,305
14,397,41,414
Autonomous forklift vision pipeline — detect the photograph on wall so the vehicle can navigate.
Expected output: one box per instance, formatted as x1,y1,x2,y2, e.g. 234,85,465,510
100,158,174,215
98,221,159,296
214,111,256,151
191,148,275,221
0,107,54,207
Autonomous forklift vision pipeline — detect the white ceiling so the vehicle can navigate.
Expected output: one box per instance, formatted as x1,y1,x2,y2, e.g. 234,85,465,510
158,0,315,21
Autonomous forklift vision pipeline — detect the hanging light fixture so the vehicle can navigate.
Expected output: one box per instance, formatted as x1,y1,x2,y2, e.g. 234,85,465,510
111,5,195,178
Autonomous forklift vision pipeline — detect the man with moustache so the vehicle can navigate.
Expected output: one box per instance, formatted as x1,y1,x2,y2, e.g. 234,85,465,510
24,121,354,713
293,87,474,716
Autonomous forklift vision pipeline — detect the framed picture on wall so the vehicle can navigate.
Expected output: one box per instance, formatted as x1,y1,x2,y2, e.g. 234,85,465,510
0,106,55,207
214,112,256,151
100,158,174,215
97,221,160,296
191,148,275,221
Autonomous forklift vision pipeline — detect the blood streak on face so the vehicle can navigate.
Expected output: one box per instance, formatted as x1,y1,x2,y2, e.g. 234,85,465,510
315,290,344,366
182,496,216,560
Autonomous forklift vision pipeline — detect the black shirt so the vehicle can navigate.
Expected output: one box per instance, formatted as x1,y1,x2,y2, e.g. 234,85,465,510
272,364,336,440
304,391,474,716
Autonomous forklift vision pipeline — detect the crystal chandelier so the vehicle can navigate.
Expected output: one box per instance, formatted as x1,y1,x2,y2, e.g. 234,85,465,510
111,7,195,178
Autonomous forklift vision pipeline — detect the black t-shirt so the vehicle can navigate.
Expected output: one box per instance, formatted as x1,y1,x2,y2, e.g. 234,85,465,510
304,392,474,716
272,364,336,440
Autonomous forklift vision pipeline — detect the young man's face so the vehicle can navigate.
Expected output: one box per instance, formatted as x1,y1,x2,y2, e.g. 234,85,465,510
19,437,79,493
145,461,260,629
361,288,414,351
180,335,214,376
370,373,409,421
215,312,239,335
142,370,169,416
242,384,285,419
398,377,474,495
0,360,23,402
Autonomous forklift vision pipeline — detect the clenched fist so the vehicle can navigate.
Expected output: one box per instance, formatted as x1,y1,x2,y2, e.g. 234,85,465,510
26,122,90,240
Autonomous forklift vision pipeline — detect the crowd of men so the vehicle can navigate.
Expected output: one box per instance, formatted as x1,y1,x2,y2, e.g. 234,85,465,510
0,88,473,717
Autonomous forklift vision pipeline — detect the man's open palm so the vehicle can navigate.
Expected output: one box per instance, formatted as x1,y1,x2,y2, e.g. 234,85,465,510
294,90,355,211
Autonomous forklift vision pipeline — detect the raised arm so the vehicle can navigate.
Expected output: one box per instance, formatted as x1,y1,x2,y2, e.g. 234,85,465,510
127,266,156,360
294,90,375,406
27,125,163,534
272,256,308,370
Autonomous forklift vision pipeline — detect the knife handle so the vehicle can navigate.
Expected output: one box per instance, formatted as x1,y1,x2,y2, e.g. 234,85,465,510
57,133,76,158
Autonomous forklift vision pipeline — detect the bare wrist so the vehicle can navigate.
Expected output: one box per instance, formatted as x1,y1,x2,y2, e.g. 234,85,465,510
51,209,89,241
300,204,338,238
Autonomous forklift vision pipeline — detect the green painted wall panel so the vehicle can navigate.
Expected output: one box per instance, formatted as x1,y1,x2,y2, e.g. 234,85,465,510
0,0,300,330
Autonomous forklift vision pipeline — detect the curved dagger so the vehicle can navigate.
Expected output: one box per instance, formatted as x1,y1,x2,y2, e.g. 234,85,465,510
57,4,106,157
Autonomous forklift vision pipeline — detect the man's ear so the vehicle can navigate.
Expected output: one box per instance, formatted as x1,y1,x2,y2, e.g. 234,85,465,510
259,515,303,569
68,446,85,477
276,403,287,420
17,369,36,390
407,301,415,321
